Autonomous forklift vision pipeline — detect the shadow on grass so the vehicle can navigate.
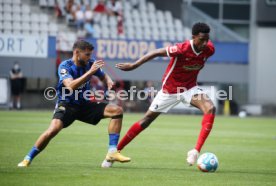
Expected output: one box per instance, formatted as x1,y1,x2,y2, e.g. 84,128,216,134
100,165,198,172
102,166,276,176
212,169,276,176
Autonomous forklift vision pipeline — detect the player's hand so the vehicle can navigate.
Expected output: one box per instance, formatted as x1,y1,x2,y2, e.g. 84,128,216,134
90,60,104,74
106,80,114,90
115,63,137,71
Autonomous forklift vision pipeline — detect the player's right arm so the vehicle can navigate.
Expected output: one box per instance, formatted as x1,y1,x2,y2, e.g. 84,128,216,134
115,48,167,71
62,60,104,90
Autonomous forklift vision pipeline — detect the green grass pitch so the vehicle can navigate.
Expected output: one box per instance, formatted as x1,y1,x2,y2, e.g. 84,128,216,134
0,111,275,186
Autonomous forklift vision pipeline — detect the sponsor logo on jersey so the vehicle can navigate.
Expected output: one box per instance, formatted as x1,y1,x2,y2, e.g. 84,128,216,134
60,69,68,77
182,64,203,71
169,46,178,53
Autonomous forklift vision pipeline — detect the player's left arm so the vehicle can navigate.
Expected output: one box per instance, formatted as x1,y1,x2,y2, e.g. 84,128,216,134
116,48,167,71
99,73,114,90
93,65,114,90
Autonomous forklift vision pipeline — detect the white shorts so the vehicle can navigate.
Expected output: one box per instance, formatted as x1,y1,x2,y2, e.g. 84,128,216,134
149,86,205,113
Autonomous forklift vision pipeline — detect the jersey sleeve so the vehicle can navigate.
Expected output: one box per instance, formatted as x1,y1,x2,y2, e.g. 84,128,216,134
94,68,105,78
58,63,73,81
89,60,105,78
166,43,185,57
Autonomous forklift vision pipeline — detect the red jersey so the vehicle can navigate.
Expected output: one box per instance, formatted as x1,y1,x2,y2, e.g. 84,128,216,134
162,40,215,94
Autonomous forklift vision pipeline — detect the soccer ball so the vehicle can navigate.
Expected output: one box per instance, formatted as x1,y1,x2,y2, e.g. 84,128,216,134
197,152,219,172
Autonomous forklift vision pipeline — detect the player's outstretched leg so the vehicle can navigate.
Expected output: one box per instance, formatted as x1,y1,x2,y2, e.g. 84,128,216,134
117,111,160,151
18,119,63,167
187,94,216,166
101,105,131,168
17,146,40,167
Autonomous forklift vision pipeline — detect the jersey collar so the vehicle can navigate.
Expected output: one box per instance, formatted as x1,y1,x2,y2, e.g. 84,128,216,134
190,40,202,56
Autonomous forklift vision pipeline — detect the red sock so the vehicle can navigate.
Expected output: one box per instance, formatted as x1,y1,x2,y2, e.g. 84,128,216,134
117,122,144,151
195,114,215,152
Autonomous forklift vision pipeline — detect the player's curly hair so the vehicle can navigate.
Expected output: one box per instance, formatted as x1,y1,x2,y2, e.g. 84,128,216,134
192,22,210,35
73,40,94,51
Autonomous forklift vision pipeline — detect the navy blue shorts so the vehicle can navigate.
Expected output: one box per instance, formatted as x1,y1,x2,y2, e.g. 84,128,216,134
53,101,108,128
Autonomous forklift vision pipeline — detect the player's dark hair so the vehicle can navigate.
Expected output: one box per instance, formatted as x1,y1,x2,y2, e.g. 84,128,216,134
192,22,210,35
73,40,94,51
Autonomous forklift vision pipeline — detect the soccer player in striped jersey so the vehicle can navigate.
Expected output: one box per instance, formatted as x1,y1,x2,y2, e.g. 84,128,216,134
115,22,216,167
18,40,130,168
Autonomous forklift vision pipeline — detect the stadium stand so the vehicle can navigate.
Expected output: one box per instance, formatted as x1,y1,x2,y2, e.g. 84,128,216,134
4,0,245,51
0,0,193,51
0,0,58,36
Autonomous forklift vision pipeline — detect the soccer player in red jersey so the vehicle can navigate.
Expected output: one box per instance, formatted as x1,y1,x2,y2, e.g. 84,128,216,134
113,22,216,167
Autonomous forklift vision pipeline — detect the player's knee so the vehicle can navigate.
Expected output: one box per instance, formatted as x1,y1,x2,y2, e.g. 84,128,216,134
205,105,216,114
114,106,123,115
110,106,124,119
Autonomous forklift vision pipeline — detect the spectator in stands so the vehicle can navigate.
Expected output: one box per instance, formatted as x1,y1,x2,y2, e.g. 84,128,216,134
93,0,107,13
74,5,85,35
10,62,24,110
130,0,139,9
106,0,124,35
106,0,122,16
54,0,63,18
84,4,95,36
64,0,77,25
64,0,75,14
84,4,93,23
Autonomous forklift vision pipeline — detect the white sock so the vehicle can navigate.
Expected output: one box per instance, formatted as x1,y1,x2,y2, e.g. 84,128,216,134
108,147,117,153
